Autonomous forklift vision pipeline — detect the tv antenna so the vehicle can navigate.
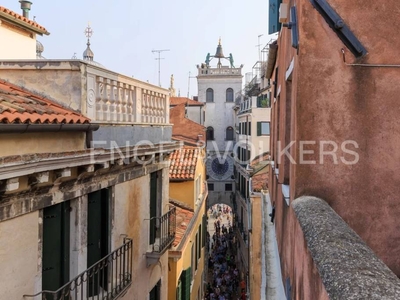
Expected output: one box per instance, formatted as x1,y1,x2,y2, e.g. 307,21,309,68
152,49,170,87
256,34,263,62
187,71,196,98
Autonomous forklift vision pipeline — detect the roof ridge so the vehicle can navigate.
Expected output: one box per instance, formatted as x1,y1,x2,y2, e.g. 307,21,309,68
169,199,194,212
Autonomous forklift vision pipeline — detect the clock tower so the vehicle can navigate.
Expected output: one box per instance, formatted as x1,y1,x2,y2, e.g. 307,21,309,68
197,39,243,208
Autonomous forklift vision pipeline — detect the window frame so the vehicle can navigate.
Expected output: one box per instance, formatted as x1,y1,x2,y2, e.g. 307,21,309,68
226,126,234,141
206,88,214,102
226,88,234,102
257,121,271,136
206,127,214,141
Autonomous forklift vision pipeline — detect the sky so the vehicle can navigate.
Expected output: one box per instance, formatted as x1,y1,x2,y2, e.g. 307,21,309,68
3,0,277,98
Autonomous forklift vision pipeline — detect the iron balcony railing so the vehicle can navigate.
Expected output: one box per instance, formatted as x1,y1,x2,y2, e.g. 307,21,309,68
23,238,133,300
150,207,176,253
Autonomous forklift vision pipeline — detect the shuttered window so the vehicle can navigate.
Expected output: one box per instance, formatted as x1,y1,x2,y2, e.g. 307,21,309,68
269,0,282,34
181,267,192,300
257,122,271,136
202,215,206,247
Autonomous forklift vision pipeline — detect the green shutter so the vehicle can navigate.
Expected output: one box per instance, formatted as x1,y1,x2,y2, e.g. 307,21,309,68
42,201,70,293
150,172,157,244
198,225,201,259
257,122,262,136
195,233,198,270
269,0,282,34
181,267,192,300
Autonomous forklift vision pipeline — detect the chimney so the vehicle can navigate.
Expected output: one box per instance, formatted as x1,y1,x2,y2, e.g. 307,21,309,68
19,1,32,19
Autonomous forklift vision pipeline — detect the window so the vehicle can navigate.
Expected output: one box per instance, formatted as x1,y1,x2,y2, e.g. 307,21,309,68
208,183,214,191
268,0,282,34
206,127,214,140
226,127,234,140
226,88,234,102
202,215,206,247
149,280,161,300
206,88,214,102
225,183,232,191
149,171,161,244
239,122,242,134
195,233,198,270
181,268,192,300
42,201,71,292
197,225,201,260
257,122,270,136
249,122,251,136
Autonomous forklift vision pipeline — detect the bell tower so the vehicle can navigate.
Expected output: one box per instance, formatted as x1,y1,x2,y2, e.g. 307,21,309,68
197,39,243,210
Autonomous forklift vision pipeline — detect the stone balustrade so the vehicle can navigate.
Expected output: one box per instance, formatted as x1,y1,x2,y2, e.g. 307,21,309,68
0,60,170,126
197,67,242,76
86,68,169,125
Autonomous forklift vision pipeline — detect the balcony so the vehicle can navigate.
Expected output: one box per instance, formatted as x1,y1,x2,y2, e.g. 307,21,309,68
23,238,133,300
146,207,176,266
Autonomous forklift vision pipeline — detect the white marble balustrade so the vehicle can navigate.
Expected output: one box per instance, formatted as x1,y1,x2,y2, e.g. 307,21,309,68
86,71,169,125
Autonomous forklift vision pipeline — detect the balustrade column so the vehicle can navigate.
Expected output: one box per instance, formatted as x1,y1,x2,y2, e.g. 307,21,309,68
164,96,169,124
135,87,142,123
115,82,122,122
109,80,117,122
120,83,128,122
96,77,104,121
103,79,111,121
127,85,135,123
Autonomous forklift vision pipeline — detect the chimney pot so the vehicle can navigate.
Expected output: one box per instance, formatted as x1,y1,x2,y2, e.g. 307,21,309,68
19,1,32,19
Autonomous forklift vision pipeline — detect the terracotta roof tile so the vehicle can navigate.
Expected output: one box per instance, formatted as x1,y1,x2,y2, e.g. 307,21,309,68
0,6,49,34
169,147,199,180
170,200,194,248
170,97,204,106
0,80,90,124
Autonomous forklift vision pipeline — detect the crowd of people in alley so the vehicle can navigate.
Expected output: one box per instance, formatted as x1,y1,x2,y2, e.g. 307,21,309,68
205,205,247,300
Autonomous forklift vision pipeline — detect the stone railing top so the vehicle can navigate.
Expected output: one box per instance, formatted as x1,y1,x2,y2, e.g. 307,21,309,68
0,59,168,94
197,67,242,76
292,196,400,300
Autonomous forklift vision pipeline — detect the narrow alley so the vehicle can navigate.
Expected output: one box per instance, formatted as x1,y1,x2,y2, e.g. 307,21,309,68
205,204,245,300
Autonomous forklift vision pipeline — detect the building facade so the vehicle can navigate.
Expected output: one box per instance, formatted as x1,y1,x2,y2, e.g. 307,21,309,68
168,147,208,300
267,0,400,298
232,55,271,294
0,7,178,298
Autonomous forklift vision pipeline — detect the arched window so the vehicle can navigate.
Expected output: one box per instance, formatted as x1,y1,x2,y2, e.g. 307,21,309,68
226,88,234,102
226,126,234,140
206,88,214,102
206,127,214,140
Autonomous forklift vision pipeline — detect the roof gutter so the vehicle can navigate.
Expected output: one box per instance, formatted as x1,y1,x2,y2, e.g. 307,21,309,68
265,41,278,79
0,123,100,134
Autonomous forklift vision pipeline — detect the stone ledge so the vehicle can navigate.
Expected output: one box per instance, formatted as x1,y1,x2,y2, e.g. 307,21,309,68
292,196,400,300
